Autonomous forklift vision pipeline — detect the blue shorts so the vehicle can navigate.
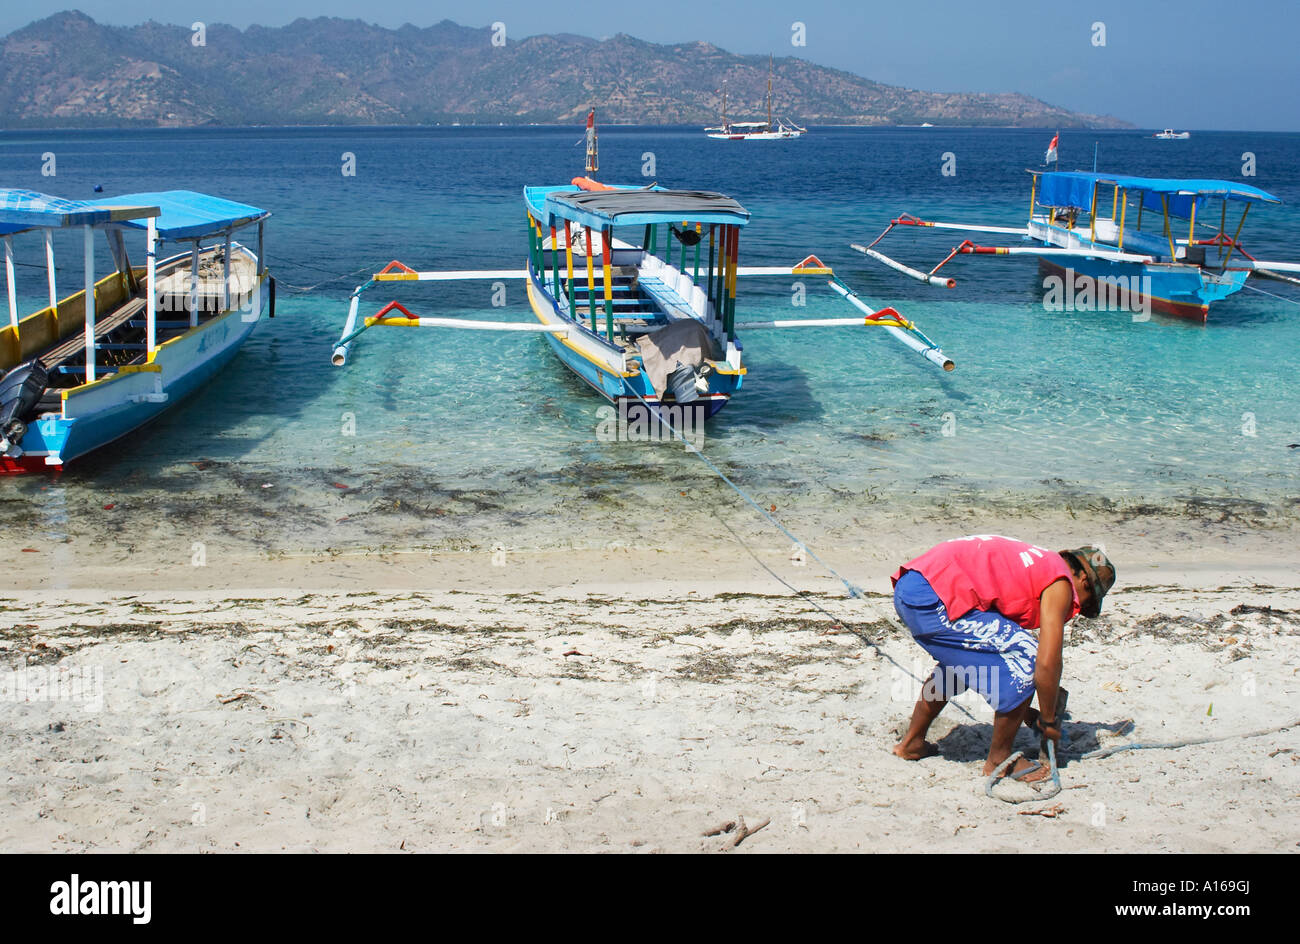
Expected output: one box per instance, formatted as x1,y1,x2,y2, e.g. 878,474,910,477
893,569,1037,713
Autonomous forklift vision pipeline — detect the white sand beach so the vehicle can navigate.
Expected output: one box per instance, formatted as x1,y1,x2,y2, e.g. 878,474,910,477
2,513,1297,853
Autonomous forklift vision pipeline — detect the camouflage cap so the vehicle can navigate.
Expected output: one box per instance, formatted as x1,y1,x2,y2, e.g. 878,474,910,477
1061,546,1116,618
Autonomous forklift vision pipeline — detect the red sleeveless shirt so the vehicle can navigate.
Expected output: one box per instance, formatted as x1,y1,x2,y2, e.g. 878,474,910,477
892,534,1080,628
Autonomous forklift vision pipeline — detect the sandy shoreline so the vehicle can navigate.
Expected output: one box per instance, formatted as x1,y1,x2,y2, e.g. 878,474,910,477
2,544,1297,852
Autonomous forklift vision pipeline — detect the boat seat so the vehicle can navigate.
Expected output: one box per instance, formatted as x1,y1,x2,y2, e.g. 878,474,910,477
39,296,148,369
636,275,699,321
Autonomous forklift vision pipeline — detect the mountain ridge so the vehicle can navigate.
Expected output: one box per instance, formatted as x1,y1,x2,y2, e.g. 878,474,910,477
0,11,1133,129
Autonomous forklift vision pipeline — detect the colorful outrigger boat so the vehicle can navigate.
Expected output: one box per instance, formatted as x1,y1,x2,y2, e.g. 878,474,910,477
0,189,272,472
855,171,1300,322
332,124,952,427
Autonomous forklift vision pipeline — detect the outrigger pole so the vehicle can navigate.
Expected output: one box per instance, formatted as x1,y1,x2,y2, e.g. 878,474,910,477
853,213,1155,289
331,255,955,374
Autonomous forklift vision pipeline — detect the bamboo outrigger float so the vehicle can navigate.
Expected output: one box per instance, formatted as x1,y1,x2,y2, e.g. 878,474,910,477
330,118,952,428
856,171,1298,322
0,189,272,472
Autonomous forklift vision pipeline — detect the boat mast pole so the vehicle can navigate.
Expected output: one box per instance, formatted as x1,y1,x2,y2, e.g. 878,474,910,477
83,225,96,383
767,55,773,132
585,109,598,174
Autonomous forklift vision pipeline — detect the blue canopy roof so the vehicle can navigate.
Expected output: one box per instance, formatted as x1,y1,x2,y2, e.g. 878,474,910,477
0,189,159,236
1035,172,1280,220
86,190,269,240
527,184,750,229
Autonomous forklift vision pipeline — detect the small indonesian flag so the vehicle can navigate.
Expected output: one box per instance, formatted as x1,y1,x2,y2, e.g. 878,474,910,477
1045,132,1059,164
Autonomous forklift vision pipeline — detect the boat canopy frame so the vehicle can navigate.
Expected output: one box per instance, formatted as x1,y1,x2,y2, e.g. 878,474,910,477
1,189,270,381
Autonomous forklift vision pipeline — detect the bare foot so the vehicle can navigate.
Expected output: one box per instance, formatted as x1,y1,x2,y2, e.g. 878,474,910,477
893,741,940,761
982,754,1050,783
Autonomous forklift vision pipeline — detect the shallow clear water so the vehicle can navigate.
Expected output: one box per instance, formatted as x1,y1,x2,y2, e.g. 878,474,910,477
1,126,1297,553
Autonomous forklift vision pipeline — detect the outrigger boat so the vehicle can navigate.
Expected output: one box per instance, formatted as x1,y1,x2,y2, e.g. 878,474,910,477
0,189,272,472
332,128,951,428
855,171,1299,322
1153,129,1190,140
705,56,806,141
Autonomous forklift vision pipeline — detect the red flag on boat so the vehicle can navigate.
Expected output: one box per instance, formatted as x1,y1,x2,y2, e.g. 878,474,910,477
1045,132,1059,165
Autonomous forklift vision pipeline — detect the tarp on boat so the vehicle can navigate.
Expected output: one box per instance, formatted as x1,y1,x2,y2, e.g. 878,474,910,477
0,189,159,235
543,187,750,230
634,318,717,397
85,190,269,240
1035,172,1280,220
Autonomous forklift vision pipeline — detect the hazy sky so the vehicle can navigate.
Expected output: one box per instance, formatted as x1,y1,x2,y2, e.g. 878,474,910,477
6,1,1298,130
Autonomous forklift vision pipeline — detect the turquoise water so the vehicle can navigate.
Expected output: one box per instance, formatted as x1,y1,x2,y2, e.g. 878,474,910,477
1,126,1297,552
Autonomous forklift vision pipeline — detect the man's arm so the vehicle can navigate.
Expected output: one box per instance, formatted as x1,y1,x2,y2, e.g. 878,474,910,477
1034,579,1072,737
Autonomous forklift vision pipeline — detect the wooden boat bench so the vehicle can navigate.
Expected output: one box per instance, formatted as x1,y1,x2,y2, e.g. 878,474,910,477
40,295,149,370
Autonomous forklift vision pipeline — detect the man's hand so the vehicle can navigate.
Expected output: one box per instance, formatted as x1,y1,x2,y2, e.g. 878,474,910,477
1033,713,1062,744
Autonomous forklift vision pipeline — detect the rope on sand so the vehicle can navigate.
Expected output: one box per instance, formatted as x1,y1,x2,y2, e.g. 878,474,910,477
1072,718,1300,761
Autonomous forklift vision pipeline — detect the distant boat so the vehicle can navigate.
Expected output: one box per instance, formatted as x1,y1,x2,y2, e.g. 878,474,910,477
1154,129,1190,139
0,189,272,472
856,170,1300,323
705,55,806,141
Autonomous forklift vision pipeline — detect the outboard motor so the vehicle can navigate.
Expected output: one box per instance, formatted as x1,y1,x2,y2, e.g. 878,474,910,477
0,359,49,455
665,362,700,404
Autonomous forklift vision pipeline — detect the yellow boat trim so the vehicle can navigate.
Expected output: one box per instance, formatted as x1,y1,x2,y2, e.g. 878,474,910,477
526,279,637,378
117,363,161,373
791,266,833,276
709,361,747,376
67,271,268,395
373,272,418,281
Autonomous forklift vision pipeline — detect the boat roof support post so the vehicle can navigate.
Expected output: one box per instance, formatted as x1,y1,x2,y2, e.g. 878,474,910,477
3,236,16,332
693,224,701,283
223,229,232,312
189,242,201,328
601,226,614,341
256,220,265,276
1111,184,1119,221
725,225,739,342
1188,200,1196,249
1162,195,1176,259
564,220,575,315
1118,189,1126,251
584,226,596,334
705,224,716,310
1089,181,1099,244
1028,175,1037,219
146,216,157,355
44,229,57,316
1222,203,1250,269
83,225,96,384
550,224,561,302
